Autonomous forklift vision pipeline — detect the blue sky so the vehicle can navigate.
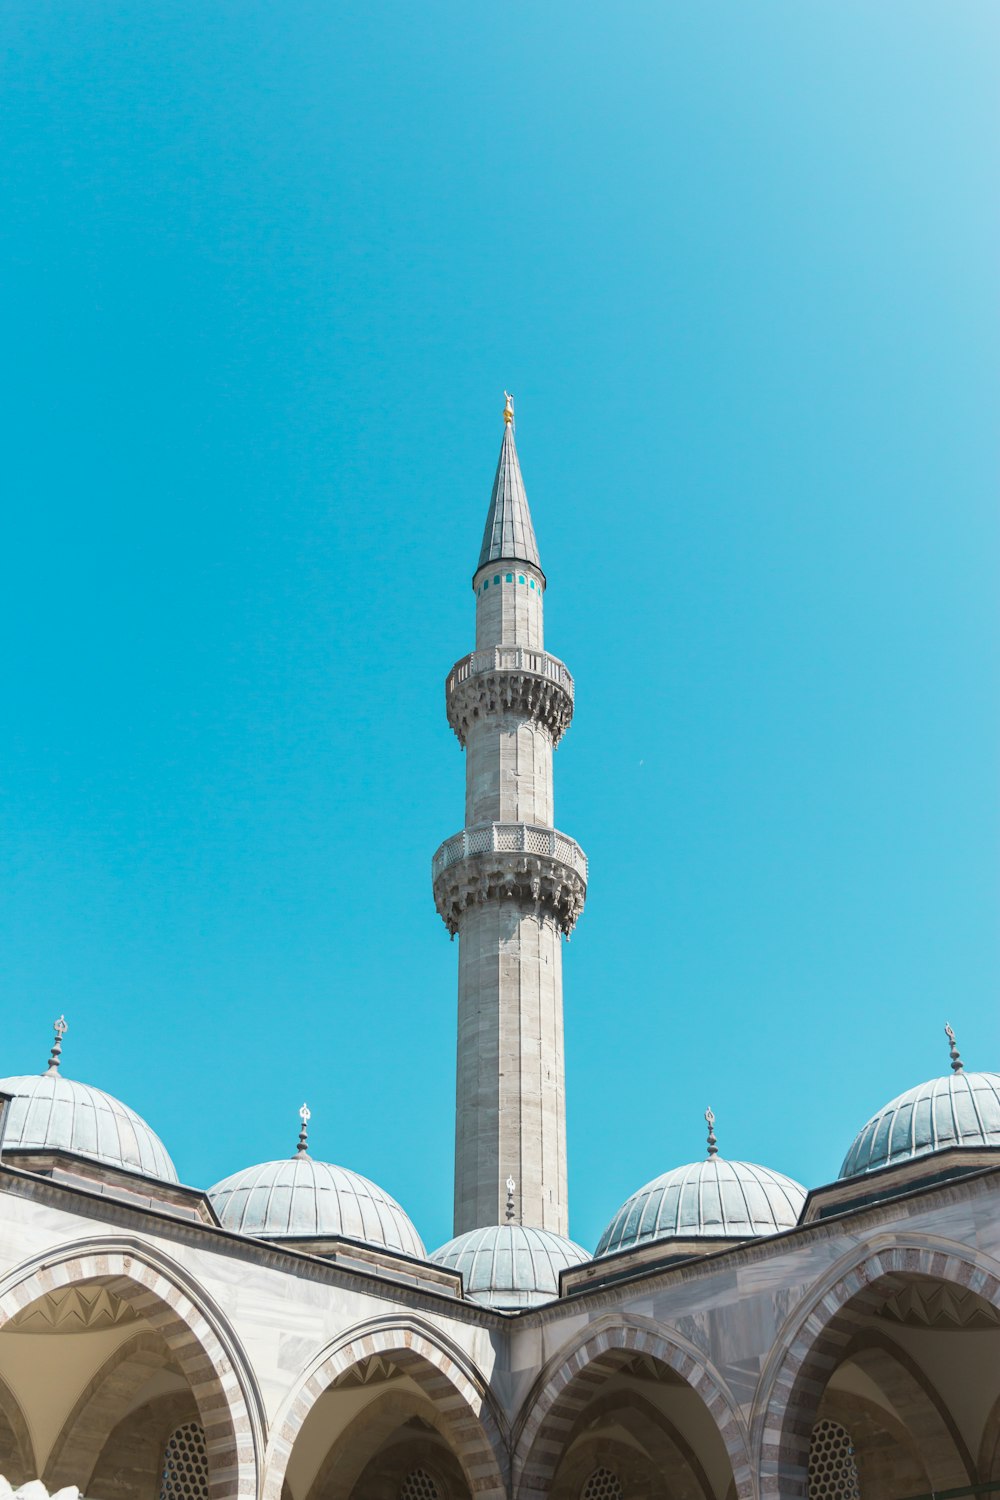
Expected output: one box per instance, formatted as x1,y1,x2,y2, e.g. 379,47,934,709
1,3,998,1253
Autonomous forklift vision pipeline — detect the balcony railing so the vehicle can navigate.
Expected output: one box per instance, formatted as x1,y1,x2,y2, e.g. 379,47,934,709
447,648,574,699
432,823,588,882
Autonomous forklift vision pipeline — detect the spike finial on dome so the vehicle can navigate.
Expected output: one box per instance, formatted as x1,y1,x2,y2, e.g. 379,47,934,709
45,1015,68,1076
705,1106,718,1157
945,1023,964,1074
505,1175,516,1222
296,1103,311,1156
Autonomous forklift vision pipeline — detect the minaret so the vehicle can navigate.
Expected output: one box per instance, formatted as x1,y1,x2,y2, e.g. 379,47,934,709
433,395,586,1237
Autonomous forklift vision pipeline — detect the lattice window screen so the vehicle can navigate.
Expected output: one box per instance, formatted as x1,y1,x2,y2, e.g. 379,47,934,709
581,1468,624,1500
159,1421,210,1500
399,1469,440,1500
809,1418,862,1499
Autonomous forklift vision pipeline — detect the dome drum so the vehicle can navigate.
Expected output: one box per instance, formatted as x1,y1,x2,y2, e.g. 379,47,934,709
801,1141,1000,1226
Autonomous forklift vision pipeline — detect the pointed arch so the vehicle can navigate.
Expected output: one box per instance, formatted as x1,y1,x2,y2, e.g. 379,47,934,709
262,1318,507,1500
0,1242,262,1500
513,1317,751,1499
756,1241,1000,1499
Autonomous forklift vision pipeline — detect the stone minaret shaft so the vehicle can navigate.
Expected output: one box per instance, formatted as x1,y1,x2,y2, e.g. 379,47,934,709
433,402,586,1237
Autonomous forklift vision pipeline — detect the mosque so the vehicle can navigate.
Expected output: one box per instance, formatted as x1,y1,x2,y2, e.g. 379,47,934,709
2,396,1000,1500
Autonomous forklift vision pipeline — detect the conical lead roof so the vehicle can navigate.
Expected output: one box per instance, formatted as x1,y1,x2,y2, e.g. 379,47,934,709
477,422,542,576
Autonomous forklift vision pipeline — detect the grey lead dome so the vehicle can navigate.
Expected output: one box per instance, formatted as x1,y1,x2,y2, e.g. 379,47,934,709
597,1157,806,1257
208,1156,426,1258
0,1072,178,1183
840,1070,1000,1179
430,1224,589,1309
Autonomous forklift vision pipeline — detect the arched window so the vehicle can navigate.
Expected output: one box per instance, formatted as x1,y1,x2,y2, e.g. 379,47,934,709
159,1420,210,1500
581,1468,624,1500
398,1469,440,1500
809,1418,861,1499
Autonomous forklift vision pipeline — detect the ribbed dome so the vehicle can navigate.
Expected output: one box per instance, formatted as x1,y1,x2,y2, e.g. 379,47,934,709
0,1073,178,1183
429,1224,589,1309
840,1070,1000,1179
597,1157,806,1257
208,1155,425,1258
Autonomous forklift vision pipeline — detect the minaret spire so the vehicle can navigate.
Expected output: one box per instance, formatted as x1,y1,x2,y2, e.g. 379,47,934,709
477,395,542,580
433,398,586,1237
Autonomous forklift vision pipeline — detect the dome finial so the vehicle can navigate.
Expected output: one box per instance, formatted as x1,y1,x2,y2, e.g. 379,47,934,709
503,390,514,427
296,1102,311,1157
705,1106,718,1157
45,1015,68,1076
505,1175,516,1221
945,1023,964,1074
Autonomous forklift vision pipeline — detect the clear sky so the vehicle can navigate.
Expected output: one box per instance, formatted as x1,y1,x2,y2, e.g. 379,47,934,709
2,3,998,1254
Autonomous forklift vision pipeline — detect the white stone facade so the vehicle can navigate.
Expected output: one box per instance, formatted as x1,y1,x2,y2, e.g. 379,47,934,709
3,1157,1000,1500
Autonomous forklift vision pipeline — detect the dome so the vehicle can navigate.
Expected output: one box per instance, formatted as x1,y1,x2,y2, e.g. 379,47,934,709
597,1156,806,1257
840,1069,1000,1180
429,1224,590,1309
0,1072,178,1183
208,1155,425,1258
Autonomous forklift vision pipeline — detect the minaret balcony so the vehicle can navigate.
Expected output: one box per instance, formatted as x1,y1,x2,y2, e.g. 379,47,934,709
432,822,588,937
445,647,574,747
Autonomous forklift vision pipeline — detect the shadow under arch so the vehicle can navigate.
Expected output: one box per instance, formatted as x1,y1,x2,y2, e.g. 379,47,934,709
0,1241,262,1500
262,1318,508,1500
44,1329,181,1491
304,1385,471,1500
512,1317,752,1500
978,1387,1000,1481
841,1327,974,1489
548,1386,718,1500
756,1242,1000,1500
0,1370,35,1485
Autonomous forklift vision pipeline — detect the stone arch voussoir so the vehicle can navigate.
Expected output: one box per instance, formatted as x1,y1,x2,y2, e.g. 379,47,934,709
758,1241,1000,1500
263,1322,507,1500
0,1247,259,1500
513,1319,752,1500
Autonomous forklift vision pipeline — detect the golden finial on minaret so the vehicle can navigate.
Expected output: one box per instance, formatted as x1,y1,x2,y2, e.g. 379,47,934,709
503,391,514,426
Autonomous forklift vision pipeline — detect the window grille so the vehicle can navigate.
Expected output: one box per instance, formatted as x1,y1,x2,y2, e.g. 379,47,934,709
809,1418,861,1499
159,1421,210,1500
399,1469,440,1500
581,1468,624,1500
